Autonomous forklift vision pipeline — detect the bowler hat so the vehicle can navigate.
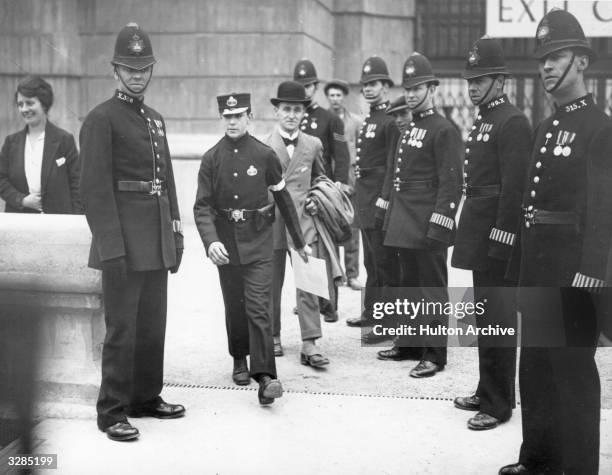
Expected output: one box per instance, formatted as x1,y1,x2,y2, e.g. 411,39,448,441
402,53,439,89
463,36,510,80
111,23,156,70
270,81,311,106
534,9,596,62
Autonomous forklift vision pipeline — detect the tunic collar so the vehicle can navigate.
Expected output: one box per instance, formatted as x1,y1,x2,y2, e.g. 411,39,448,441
114,89,144,106
555,94,593,115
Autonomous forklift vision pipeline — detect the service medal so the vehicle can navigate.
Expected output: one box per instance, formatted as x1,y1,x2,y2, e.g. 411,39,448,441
562,146,572,157
553,145,563,156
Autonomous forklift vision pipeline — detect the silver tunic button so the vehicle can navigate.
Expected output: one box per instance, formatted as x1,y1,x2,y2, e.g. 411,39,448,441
530,190,536,198
534,176,540,183
540,147,546,154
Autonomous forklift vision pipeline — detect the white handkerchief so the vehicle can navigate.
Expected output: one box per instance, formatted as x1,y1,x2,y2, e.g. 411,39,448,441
56,157,66,167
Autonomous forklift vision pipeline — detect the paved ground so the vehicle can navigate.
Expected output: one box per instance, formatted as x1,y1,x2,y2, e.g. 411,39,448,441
6,224,612,474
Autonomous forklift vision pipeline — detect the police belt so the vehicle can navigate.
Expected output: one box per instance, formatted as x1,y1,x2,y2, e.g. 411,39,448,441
116,180,166,194
356,165,386,178
216,208,261,223
463,184,501,198
523,209,579,227
393,179,438,192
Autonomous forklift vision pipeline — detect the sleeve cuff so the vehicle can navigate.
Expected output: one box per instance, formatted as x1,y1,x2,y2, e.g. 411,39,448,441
430,212,454,230
572,272,605,292
269,179,286,192
172,219,183,234
489,227,516,246
375,198,389,210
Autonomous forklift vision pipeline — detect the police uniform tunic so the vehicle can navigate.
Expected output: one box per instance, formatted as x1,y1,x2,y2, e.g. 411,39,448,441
79,89,182,429
382,107,462,366
300,103,350,184
194,132,305,379
382,107,462,249
451,94,532,422
352,101,399,322
516,94,612,474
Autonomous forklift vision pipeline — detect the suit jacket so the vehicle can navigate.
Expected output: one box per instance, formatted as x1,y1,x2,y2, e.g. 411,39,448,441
0,120,82,214
264,129,324,249
79,90,181,271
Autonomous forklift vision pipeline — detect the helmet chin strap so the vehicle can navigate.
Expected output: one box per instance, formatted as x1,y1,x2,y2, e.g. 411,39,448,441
410,85,430,111
114,65,153,96
542,51,575,94
474,77,497,106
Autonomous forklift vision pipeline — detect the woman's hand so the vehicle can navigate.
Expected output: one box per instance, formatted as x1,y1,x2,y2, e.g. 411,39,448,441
22,193,42,211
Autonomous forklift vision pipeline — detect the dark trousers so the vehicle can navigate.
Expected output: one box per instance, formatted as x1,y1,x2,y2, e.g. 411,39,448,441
361,227,392,320
342,229,360,279
97,269,168,429
218,259,276,379
389,247,449,366
518,288,600,475
472,260,517,421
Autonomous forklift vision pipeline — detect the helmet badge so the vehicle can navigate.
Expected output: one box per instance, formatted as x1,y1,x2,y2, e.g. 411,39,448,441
468,46,479,66
363,63,371,73
298,67,306,76
128,34,144,55
405,62,415,76
226,96,238,107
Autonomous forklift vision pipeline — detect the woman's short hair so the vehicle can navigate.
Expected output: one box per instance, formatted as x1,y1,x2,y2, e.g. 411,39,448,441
15,75,54,113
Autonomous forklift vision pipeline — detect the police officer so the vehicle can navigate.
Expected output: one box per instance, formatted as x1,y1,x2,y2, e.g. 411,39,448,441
499,9,612,475
294,59,351,322
376,53,462,378
80,23,185,442
451,37,532,430
324,79,363,292
194,93,310,405
345,56,400,333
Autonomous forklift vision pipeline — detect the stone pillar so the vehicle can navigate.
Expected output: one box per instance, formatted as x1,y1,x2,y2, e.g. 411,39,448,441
0,214,103,403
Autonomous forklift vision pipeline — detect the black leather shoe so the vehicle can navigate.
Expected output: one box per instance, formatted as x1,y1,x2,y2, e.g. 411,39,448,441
454,394,480,411
377,346,416,360
232,357,250,385
346,317,373,327
127,400,185,419
362,331,392,344
300,352,330,368
323,310,338,322
409,360,442,378
102,421,139,441
468,411,501,430
258,375,283,405
498,463,531,474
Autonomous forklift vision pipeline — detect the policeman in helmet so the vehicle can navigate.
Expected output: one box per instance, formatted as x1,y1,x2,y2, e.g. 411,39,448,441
500,9,612,475
451,36,531,431
80,23,185,442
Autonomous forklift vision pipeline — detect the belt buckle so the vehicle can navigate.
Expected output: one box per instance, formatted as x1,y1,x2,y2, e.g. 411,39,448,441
524,208,537,228
230,209,245,222
149,182,162,196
